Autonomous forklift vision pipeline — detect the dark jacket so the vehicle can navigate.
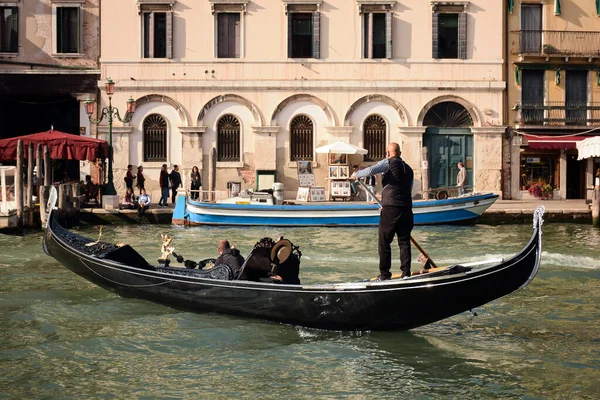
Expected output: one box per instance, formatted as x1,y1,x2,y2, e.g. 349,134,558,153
191,172,202,188
169,170,182,188
365,175,376,186
160,170,170,188
382,157,413,208
215,248,245,277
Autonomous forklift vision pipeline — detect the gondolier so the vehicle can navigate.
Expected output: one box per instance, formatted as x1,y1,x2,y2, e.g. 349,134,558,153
353,142,414,281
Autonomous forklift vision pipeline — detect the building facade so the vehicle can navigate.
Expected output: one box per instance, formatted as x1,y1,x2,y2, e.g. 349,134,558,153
98,0,506,200
507,0,600,200
0,0,100,180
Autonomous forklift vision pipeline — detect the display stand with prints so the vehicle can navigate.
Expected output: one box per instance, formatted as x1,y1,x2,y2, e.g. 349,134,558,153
295,161,325,202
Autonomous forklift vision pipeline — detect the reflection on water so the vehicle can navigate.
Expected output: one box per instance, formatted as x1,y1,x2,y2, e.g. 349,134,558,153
0,223,599,398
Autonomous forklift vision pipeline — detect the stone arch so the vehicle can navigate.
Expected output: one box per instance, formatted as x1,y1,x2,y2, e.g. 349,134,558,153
417,95,482,127
344,94,408,126
135,94,190,127
198,94,264,127
271,94,337,127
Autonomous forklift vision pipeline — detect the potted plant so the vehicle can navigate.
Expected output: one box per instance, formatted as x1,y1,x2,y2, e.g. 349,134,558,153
528,183,553,199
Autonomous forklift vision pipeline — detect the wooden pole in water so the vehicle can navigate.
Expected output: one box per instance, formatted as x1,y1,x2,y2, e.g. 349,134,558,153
36,143,43,196
27,143,34,210
421,146,430,199
593,188,599,228
16,140,24,228
44,146,51,187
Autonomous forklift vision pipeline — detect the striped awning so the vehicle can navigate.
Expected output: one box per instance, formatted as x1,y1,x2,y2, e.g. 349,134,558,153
577,136,600,160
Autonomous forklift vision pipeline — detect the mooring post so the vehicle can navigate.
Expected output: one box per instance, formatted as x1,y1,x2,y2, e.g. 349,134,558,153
26,143,34,227
44,146,51,187
16,140,24,228
36,143,43,197
593,187,599,228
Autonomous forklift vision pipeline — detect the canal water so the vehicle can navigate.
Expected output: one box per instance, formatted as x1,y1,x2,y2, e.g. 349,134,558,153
1,221,599,399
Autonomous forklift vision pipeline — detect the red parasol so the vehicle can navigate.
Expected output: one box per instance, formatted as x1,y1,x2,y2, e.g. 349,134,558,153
0,129,109,161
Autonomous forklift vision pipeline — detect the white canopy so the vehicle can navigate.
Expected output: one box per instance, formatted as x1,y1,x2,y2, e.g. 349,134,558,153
315,141,368,155
576,136,600,160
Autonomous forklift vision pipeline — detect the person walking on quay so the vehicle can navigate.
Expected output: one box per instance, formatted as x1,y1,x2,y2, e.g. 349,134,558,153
124,164,136,192
353,142,414,281
159,164,170,206
190,165,202,201
137,188,151,220
136,165,145,195
169,165,182,205
457,161,466,196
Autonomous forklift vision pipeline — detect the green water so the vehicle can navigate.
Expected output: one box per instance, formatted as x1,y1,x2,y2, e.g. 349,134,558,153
1,222,599,399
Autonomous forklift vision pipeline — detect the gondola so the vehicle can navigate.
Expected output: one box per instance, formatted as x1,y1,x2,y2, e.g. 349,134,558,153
43,187,543,331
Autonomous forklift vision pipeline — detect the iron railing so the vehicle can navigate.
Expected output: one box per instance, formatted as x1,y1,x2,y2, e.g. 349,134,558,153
517,30,600,57
516,101,600,125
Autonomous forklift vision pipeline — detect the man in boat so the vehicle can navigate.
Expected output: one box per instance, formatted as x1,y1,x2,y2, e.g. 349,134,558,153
215,240,245,278
352,142,414,281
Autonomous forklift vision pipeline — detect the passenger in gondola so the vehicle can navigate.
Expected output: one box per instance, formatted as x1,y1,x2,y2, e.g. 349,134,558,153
215,240,245,278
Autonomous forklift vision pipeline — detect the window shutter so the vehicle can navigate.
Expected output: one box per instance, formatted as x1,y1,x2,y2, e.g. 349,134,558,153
458,13,467,59
385,11,392,59
431,12,439,59
76,7,81,53
234,13,240,58
287,12,292,58
312,11,320,59
166,11,173,59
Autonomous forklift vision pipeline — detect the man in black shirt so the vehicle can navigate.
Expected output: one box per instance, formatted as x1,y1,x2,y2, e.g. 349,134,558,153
215,240,245,278
169,165,182,205
354,142,414,280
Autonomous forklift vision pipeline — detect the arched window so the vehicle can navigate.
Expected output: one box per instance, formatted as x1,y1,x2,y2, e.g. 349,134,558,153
423,102,474,127
363,115,386,161
290,115,313,161
143,114,167,162
217,114,240,161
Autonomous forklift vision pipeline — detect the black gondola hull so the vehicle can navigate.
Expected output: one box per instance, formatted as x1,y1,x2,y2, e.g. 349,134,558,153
43,205,543,331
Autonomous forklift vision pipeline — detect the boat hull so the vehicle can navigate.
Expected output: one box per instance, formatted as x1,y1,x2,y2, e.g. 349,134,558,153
173,193,499,227
44,201,543,331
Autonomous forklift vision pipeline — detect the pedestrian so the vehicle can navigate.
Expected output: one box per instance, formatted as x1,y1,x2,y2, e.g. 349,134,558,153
350,165,360,196
365,173,377,202
169,165,182,205
137,188,151,219
136,165,145,195
159,164,170,206
457,161,467,196
124,164,135,192
190,165,202,201
353,142,414,281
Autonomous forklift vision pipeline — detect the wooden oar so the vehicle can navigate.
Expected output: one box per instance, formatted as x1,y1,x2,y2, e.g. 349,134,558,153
357,179,438,270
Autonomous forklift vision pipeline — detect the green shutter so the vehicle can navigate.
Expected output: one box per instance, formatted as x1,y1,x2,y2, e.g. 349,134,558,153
458,13,467,60
596,0,600,16
554,0,561,15
432,12,439,59
312,11,320,59
508,0,514,14
385,11,392,59
287,12,292,58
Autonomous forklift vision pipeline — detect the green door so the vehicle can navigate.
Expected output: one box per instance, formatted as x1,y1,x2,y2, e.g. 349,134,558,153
424,128,473,189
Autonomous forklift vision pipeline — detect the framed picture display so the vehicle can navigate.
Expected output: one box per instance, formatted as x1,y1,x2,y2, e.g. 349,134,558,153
329,153,347,165
297,161,313,175
338,166,349,178
329,166,338,178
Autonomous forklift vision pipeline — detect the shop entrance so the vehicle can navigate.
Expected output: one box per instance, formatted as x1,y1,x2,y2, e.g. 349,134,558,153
566,153,585,199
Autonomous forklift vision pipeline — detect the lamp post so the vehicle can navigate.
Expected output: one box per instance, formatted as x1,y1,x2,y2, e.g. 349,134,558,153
84,78,136,196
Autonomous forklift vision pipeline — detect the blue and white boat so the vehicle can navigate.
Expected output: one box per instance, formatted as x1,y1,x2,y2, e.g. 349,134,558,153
173,191,499,227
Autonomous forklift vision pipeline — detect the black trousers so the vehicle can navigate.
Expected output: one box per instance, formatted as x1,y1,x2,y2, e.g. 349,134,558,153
137,205,149,218
378,206,414,279
171,187,178,204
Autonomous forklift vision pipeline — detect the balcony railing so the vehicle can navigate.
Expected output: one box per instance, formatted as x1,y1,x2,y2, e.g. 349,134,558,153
517,30,600,57
516,101,600,126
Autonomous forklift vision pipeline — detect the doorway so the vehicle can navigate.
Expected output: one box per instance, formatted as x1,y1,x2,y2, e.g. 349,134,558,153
423,128,473,189
566,153,585,199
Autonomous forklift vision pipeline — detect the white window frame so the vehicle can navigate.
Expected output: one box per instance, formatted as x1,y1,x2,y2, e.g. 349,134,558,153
51,0,84,58
357,0,395,60
137,0,175,59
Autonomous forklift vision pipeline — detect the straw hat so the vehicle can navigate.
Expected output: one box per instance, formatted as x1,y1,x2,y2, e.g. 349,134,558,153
270,238,292,264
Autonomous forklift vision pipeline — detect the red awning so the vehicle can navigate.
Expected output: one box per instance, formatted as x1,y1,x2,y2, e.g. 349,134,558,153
0,129,109,161
523,134,588,150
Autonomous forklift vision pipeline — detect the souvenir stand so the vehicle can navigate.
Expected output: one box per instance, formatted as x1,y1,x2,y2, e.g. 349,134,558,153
315,141,368,201
295,161,326,202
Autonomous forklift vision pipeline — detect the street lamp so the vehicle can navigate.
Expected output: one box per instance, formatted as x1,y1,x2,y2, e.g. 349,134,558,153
84,78,136,196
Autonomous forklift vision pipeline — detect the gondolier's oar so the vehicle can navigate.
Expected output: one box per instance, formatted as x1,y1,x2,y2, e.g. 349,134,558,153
357,179,438,270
